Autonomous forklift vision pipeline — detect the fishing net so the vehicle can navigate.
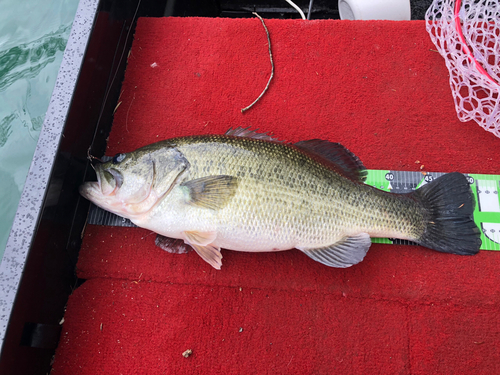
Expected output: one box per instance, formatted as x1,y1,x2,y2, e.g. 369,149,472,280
426,0,500,137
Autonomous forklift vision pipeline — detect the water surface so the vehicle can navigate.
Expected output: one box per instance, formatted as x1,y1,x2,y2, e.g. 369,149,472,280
0,0,79,260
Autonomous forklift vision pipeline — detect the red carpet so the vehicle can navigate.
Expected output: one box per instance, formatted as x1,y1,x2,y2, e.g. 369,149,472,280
52,18,500,374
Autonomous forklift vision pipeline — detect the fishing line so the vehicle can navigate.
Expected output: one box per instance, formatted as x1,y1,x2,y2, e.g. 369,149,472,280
307,0,314,20
86,0,142,163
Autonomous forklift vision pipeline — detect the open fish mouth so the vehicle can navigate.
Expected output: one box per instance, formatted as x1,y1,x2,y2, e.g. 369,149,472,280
93,164,124,196
103,169,123,191
79,164,122,203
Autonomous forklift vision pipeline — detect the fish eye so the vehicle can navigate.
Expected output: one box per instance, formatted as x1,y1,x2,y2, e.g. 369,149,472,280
112,153,126,164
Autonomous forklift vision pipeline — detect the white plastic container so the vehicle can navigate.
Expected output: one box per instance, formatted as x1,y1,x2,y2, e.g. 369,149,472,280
338,0,411,20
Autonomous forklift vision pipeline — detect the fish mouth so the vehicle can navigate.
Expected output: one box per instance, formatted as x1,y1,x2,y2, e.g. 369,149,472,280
79,180,121,215
93,165,124,196
79,163,123,205
79,164,116,201
79,181,101,200
103,168,123,191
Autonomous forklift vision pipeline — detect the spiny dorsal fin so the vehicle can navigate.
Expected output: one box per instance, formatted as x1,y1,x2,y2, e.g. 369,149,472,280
225,126,282,142
297,233,371,268
181,175,238,210
294,139,367,182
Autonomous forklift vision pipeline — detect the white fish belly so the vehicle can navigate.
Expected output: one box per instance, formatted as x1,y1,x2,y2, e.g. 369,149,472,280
211,226,297,252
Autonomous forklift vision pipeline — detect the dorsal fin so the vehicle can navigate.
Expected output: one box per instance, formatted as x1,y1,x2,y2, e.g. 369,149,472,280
225,127,282,142
294,139,367,182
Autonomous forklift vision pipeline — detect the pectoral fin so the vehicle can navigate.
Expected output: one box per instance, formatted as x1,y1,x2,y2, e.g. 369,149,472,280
181,175,238,210
298,233,371,268
184,230,222,269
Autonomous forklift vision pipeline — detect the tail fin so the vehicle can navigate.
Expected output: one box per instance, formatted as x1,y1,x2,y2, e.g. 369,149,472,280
411,172,481,255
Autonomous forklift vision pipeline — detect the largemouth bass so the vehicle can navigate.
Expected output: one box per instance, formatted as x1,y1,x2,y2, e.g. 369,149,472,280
80,127,481,269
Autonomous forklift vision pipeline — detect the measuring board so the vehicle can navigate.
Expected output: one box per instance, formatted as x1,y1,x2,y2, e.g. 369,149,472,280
87,170,500,251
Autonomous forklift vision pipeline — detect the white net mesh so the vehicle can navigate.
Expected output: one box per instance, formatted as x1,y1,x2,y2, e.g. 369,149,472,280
426,0,500,137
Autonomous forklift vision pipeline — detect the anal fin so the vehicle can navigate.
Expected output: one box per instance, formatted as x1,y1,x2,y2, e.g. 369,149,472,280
298,233,371,268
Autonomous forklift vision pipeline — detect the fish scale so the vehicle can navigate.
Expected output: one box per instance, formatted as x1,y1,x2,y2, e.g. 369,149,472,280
166,136,423,249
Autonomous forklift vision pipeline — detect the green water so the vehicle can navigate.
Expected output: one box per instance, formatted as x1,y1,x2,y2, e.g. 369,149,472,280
0,0,80,260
